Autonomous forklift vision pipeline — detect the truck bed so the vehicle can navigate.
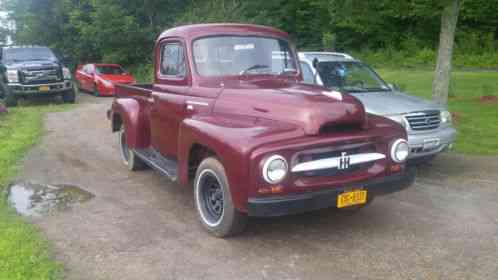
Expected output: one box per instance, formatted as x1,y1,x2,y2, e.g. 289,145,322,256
115,83,153,98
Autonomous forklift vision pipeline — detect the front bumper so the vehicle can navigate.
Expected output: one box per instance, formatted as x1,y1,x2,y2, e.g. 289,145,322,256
8,80,73,96
407,125,456,159
247,167,415,217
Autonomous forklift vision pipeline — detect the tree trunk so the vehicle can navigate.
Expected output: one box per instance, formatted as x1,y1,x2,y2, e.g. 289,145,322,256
432,0,460,105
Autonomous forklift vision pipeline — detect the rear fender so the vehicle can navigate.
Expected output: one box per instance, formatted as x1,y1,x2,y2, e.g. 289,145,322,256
111,98,150,149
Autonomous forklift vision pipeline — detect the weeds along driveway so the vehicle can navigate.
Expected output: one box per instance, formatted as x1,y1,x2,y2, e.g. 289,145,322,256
16,93,498,280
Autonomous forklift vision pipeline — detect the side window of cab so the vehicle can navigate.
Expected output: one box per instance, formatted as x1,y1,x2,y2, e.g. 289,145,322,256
160,42,186,78
300,61,315,84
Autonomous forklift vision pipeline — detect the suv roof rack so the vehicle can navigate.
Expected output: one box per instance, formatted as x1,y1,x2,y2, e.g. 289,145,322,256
299,52,355,60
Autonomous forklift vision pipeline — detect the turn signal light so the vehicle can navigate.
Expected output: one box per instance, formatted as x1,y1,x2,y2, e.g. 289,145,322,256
258,185,284,194
390,164,402,173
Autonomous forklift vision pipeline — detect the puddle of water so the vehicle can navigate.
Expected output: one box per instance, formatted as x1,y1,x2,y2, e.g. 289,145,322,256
7,181,94,217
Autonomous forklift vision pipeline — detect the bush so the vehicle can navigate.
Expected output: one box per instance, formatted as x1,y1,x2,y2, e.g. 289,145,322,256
129,63,154,84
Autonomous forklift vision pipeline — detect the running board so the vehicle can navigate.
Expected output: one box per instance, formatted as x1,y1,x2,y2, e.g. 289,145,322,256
134,148,178,182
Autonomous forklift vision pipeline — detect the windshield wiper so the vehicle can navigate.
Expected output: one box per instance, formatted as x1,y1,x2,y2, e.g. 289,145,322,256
240,64,270,75
363,87,391,92
342,87,368,93
280,68,298,75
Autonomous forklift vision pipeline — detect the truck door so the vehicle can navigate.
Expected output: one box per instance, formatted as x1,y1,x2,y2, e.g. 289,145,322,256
149,41,190,158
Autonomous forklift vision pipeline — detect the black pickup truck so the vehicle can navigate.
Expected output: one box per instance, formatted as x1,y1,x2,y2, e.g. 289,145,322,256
0,45,75,106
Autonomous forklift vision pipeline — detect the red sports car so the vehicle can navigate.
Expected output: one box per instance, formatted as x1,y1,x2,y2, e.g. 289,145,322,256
75,64,136,96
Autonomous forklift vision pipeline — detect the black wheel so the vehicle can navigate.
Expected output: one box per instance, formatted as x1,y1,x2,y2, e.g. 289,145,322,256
194,157,247,237
4,90,17,107
0,81,6,99
93,83,100,97
62,88,76,103
118,128,146,171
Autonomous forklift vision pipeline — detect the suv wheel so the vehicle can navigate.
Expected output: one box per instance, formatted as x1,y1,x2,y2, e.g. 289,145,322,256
62,88,76,103
5,90,17,107
119,128,146,171
194,157,247,237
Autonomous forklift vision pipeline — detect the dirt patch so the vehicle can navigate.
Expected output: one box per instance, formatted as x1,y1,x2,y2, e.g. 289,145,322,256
451,111,462,125
479,95,497,104
15,93,498,280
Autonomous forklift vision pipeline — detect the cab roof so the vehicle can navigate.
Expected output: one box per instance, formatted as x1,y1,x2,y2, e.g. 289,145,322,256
157,23,290,43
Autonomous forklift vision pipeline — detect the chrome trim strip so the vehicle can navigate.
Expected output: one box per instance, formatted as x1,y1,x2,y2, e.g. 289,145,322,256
8,81,69,87
291,152,386,173
186,100,209,106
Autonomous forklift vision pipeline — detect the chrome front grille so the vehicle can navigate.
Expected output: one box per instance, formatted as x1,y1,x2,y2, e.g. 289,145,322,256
292,144,377,177
21,68,61,84
405,111,441,131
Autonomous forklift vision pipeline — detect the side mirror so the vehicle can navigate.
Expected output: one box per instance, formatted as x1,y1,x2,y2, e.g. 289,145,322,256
311,58,321,84
388,83,400,91
312,58,319,69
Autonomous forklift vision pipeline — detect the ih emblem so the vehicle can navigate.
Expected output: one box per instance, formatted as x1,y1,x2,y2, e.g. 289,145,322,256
338,152,351,170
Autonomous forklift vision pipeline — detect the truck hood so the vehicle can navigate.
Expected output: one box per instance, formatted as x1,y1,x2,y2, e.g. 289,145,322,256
4,60,60,71
213,79,366,136
350,90,442,116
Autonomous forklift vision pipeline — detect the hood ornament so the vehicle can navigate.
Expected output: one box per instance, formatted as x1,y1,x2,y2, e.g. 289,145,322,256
338,152,351,170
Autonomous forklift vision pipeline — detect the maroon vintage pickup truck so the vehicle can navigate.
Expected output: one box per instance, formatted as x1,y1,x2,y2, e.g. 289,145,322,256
108,24,414,237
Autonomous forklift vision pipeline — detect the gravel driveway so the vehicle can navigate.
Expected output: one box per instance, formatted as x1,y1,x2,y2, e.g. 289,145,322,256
17,93,498,280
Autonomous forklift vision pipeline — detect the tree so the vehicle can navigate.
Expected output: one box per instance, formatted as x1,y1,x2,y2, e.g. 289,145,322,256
432,0,460,105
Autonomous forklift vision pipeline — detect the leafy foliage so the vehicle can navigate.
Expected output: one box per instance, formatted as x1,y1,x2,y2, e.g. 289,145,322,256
1,0,497,68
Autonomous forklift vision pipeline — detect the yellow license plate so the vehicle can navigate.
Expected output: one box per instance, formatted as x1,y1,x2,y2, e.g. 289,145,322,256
39,86,50,92
337,189,367,208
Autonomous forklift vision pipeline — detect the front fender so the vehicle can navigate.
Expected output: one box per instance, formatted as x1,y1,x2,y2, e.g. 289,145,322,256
177,114,303,213
111,98,150,149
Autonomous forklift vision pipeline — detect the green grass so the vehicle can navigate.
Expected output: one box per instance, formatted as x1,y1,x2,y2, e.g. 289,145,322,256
0,104,72,280
378,69,498,155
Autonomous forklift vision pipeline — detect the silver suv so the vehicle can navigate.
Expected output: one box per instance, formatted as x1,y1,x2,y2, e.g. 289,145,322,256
299,52,456,162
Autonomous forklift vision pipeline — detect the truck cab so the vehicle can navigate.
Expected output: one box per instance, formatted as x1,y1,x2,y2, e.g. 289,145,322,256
299,52,457,163
0,45,75,106
109,24,415,237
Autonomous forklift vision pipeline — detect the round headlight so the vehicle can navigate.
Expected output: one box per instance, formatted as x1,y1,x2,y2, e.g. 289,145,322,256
262,155,288,184
62,67,72,80
440,110,452,124
6,70,19,83
390,139,410,163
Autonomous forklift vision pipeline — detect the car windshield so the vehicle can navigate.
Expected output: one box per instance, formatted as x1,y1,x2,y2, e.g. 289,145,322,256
2,47,57,63
193,36,297,77
316,61,390,92
96,65,125,75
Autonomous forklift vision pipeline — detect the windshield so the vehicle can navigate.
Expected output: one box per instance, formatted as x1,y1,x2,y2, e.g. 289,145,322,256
96,65,125,75
2,47,57,63
316,61,389,92
193,36,297,77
